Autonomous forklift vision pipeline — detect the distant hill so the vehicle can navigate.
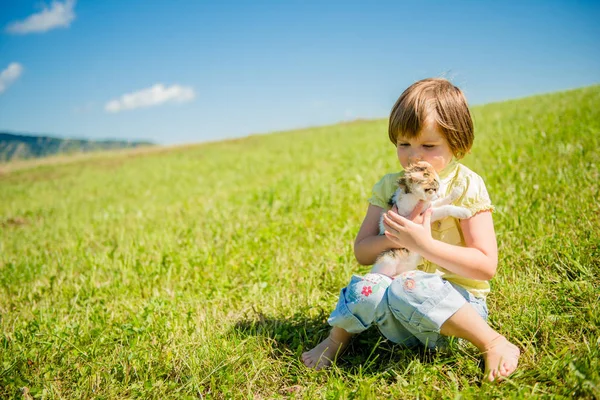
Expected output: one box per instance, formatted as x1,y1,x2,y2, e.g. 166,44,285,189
0,132,154,162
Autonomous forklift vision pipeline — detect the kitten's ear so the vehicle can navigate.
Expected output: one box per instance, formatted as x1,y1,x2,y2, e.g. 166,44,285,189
397,176,408,192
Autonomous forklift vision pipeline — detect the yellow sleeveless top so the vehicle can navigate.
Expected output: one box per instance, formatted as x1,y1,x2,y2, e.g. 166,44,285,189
368,160,495,299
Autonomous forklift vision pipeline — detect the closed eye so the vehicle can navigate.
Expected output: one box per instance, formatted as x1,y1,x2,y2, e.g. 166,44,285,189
423,145,435,148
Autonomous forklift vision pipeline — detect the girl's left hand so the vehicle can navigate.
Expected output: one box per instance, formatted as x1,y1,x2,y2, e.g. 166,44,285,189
383,207,434,252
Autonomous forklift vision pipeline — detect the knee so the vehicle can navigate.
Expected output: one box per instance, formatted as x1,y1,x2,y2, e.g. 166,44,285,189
346,273,390,307
388,271,445,308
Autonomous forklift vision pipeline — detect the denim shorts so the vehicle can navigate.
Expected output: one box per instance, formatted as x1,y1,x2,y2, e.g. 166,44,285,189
327,270,488,349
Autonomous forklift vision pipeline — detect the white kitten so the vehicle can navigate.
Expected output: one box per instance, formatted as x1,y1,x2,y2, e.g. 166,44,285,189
371,161,472,278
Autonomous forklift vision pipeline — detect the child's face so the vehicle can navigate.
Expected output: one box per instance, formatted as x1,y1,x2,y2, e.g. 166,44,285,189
396,118,454,173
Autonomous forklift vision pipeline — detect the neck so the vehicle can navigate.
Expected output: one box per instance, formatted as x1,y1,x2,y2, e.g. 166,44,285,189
438,158,459,181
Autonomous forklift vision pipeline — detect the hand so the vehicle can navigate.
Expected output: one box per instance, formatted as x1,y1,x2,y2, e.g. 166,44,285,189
383,204,434,253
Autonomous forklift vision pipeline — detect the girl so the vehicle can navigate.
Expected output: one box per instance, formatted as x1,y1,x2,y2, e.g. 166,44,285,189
302,78,520,382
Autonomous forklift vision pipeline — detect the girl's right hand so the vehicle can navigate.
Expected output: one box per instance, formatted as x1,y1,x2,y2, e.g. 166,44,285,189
385,201,427,250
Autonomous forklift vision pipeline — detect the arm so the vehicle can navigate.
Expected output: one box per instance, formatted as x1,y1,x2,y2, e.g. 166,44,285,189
420,211,498,280
354,204,399,265
354,203,426,265
383,210,498,280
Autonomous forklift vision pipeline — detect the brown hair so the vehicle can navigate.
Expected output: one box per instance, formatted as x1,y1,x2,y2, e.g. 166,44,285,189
388,78,474,159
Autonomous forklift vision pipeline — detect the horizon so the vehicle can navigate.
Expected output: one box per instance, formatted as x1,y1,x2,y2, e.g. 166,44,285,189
1,0,599,145
4,83,600,144
1,84,596,145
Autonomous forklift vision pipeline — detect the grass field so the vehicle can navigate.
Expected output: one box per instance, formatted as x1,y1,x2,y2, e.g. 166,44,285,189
1,85,599,399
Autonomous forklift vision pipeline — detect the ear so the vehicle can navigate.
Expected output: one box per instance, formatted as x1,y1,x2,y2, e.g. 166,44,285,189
397,176,405,187
397,176,409,193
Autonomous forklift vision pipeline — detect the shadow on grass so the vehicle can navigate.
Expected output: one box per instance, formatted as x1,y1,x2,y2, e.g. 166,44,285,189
232,308,471,378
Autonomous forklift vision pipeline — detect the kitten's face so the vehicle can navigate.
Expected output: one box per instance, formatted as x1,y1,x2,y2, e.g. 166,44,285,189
402,161,440,201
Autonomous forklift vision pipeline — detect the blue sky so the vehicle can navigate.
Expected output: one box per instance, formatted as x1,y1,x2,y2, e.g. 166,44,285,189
0,0,599,145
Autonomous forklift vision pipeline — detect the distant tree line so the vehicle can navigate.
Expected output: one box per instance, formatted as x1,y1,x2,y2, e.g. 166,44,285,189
0,132,154,162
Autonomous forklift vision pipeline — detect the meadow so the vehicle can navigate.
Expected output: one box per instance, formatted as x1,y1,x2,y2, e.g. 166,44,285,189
1,85,599,399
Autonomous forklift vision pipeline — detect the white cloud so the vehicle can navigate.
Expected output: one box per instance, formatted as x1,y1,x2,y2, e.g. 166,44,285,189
105,84,196,113
6,0,76,34
0,63,24,94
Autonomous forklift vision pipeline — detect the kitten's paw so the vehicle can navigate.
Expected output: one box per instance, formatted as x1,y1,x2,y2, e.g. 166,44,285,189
448,187,464,202
454,207,472,219
449,206,473,219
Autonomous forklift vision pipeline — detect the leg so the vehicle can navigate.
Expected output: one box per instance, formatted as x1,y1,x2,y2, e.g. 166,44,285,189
432,186,464,207
302,273,415,369
439,304,520,382
387,271,466,349
301,326,352,370
430,205,471,221
388,271,519,381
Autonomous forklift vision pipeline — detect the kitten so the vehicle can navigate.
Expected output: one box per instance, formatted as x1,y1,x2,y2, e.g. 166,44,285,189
371,161,472,278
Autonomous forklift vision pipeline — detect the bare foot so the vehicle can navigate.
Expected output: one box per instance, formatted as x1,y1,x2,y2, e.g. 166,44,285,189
301,335,347,370
482,335,520,382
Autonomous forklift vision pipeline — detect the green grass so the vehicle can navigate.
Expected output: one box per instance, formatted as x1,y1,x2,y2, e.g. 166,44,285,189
1,85,599,399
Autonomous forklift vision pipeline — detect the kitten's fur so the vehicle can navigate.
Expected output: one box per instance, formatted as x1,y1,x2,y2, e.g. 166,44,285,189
371,161,472,278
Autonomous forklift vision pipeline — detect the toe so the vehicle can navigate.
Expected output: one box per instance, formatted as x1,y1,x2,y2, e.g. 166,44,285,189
505,361,516,375
301,353,314,367
499,362,508,376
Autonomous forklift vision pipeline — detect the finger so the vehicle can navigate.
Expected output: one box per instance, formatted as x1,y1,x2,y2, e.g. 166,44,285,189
397,212,415,227
382,219,398,234
408,201,425,220
386,210,409,225
384,231,395,242
384,231,400,243
383,218,406,235
384,213,406,230
422,208,433,225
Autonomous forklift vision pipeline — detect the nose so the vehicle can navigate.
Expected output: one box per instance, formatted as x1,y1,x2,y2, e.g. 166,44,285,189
408,151,422,164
